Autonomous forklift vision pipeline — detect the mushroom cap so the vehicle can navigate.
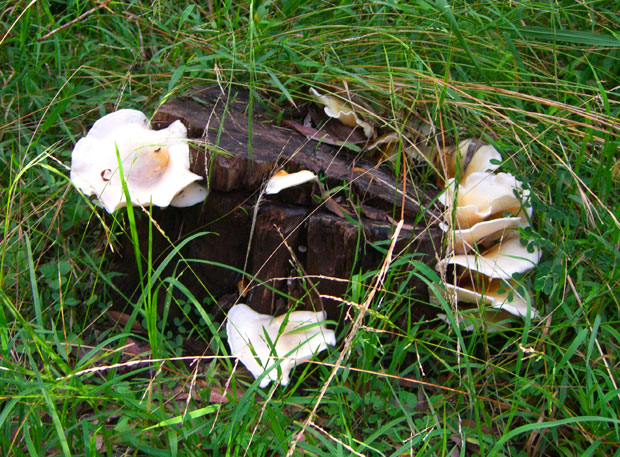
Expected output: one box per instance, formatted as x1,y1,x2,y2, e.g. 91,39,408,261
436,139,502,182
460,141,502,180
438,236,541,280
436,277,539,318
309,87,374,138
439,172,532,228
366,132,399,151
85,109,149,140
309,87,357,127
70,109,202,213
437,308,516,332
226,304,336,388
265,170,318,195
441,216,526,254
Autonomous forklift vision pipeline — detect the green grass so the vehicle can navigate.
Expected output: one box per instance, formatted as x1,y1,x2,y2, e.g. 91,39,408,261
1,0,619,455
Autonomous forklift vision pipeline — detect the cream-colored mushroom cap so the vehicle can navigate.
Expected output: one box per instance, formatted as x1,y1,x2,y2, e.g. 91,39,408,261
309,87,374,138
459,140,502,180
439,139,502,181
440,172,531,229
226,304,336,388
441,216,525,254
265,170,318,195
70,109,203,213
438,277,538,318
439,237,541,280
437,309,516,332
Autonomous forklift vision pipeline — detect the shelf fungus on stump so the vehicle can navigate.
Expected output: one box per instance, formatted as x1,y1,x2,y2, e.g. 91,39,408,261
438,236,541,281
70,109,207,213
434,139,541,330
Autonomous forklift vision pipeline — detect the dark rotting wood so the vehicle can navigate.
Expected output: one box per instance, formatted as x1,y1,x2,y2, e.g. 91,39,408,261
112,86,441,323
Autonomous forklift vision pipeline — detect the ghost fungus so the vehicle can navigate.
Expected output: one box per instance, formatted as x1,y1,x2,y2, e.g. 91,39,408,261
265,170,318,195
437,308,516,333
434,140,541,327
433,274,538,318
439,236,541,280
309,87,374,139
439,172,531,229
226,304,336,388
441,216,526,254
70,109,203,213
437,139,503,182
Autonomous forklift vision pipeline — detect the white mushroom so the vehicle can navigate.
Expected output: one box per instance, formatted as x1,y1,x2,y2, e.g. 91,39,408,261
435,276,538,318
434,140,541,326
437,308,516,332
435,139,502,183
309,87,374,138
365,131,400,160
441,216,526,254
70,109,203,213
366,131,399,151
265,170,318,195
439,171,531,229
439,236,541,280
226,304,336,388
459,140,502,180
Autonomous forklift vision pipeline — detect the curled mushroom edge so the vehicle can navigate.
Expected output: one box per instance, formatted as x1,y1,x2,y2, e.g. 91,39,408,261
309,87,374,139
439,171,532,229
431,274,539,319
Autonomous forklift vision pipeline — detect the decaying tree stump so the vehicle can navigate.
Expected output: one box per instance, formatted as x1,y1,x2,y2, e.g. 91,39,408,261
112,86,442,323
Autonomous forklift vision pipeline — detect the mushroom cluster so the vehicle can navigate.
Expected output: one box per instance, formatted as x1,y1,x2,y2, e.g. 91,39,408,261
434,140,541,329
70,109,207,213
226,304,336,388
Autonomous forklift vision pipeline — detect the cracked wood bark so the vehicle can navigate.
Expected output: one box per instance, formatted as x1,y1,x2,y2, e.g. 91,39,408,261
112,86,441,323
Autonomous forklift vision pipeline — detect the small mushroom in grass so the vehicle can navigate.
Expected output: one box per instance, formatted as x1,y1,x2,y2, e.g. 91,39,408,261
439,236,541,280
265,169,318,195
309,87,374,139
439,171,532,229
70,109,205,213
226,304,336,388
